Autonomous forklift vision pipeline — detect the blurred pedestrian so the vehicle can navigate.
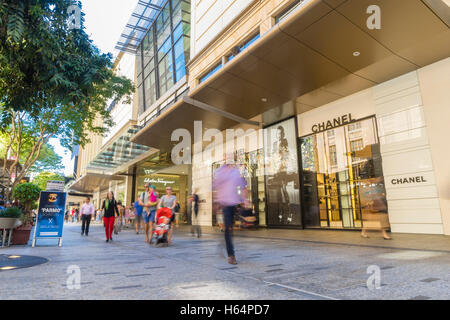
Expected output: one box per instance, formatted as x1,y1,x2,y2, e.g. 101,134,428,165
80,197,94,236
102,191,119,242
134,196,144,234
188,190,201,238
124,206,131,227
115,201,124,234
212,161,249,265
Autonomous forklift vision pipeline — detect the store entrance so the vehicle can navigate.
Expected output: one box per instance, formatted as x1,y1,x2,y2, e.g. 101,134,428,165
299,117,389,229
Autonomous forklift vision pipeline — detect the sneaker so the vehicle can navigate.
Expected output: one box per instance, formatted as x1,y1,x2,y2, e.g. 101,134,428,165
106,239,109,243
228,256,237,265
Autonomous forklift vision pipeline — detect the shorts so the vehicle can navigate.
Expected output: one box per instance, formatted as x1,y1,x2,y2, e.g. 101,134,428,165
144,210,156,224
135,214,142,224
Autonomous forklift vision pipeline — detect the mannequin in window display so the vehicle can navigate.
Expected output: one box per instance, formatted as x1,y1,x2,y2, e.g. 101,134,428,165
270,125,294,224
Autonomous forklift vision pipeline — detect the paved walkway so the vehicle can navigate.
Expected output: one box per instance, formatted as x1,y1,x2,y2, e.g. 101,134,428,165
0,223,449,300
183,225,450,253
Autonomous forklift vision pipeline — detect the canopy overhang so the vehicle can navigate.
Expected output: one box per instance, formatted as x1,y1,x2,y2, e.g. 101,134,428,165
86,123,153,174
131,0,450,154
68,172,125,193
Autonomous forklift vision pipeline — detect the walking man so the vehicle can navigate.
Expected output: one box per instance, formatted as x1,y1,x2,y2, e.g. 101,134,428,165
212,161,249,265
80,197,94,236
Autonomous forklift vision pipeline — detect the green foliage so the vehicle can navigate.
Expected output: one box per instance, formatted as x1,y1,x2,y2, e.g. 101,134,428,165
32,171,65,190
0,133,63,173
0,206,23,218
0,0,134,197
12,183,41,204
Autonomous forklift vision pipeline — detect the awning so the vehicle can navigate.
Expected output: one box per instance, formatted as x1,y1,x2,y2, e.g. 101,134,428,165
86,124,153,174
115,0,165,54
68,172,125,193
131,0,450,152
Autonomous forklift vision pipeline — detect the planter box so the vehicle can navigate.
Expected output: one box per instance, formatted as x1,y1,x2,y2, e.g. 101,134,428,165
12,225,32,245
0,218,21,229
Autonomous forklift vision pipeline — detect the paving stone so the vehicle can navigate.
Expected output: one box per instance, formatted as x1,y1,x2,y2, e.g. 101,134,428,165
1,224,449,300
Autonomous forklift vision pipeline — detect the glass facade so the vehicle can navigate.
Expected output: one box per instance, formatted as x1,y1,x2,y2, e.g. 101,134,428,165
300,117,389,229
136,0,191,114
212,149,266,227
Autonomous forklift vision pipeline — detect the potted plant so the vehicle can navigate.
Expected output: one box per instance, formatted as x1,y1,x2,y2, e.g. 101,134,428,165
0,207,23,229
11,183,41,245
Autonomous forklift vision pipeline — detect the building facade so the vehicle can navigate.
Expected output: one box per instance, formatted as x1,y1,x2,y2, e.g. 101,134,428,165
131,0,450,235
72,0,450,235
70,0,193,217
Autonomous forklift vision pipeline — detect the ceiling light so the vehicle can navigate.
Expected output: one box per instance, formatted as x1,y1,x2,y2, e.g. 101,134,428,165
8,256,21,259
261,98,268,102
353,51,360,57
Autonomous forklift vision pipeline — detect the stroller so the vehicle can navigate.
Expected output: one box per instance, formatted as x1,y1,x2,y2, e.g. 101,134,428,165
152,207,173,246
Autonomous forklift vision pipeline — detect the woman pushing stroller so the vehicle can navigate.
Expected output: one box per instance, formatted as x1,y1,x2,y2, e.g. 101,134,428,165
154,186,178,245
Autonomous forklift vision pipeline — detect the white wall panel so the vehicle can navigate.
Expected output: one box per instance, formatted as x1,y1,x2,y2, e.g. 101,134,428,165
381,147,434,176
191,0,253,57
386,185,438,201
391,223,444,234
374,71,443,234
388,209,443,224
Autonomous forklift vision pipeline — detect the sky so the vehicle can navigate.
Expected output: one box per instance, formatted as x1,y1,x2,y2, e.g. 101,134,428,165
51,0,137,177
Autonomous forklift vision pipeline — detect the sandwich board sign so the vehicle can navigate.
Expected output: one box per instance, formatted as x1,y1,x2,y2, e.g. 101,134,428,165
32,191,67,247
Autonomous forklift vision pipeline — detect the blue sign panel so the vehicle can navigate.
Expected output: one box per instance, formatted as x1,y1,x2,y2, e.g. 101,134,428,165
35,191,67,238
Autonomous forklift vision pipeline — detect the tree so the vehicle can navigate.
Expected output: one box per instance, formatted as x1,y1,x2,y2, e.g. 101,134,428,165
0,0,135,200
0,132,63,174
12,182,41,225
32,171,64,191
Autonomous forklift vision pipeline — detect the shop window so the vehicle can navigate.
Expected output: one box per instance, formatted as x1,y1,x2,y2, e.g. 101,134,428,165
350,139,364,152
348,122,362,132
264,118,302,227
199,63,222,83
329,145,337,166
300,117,388,230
